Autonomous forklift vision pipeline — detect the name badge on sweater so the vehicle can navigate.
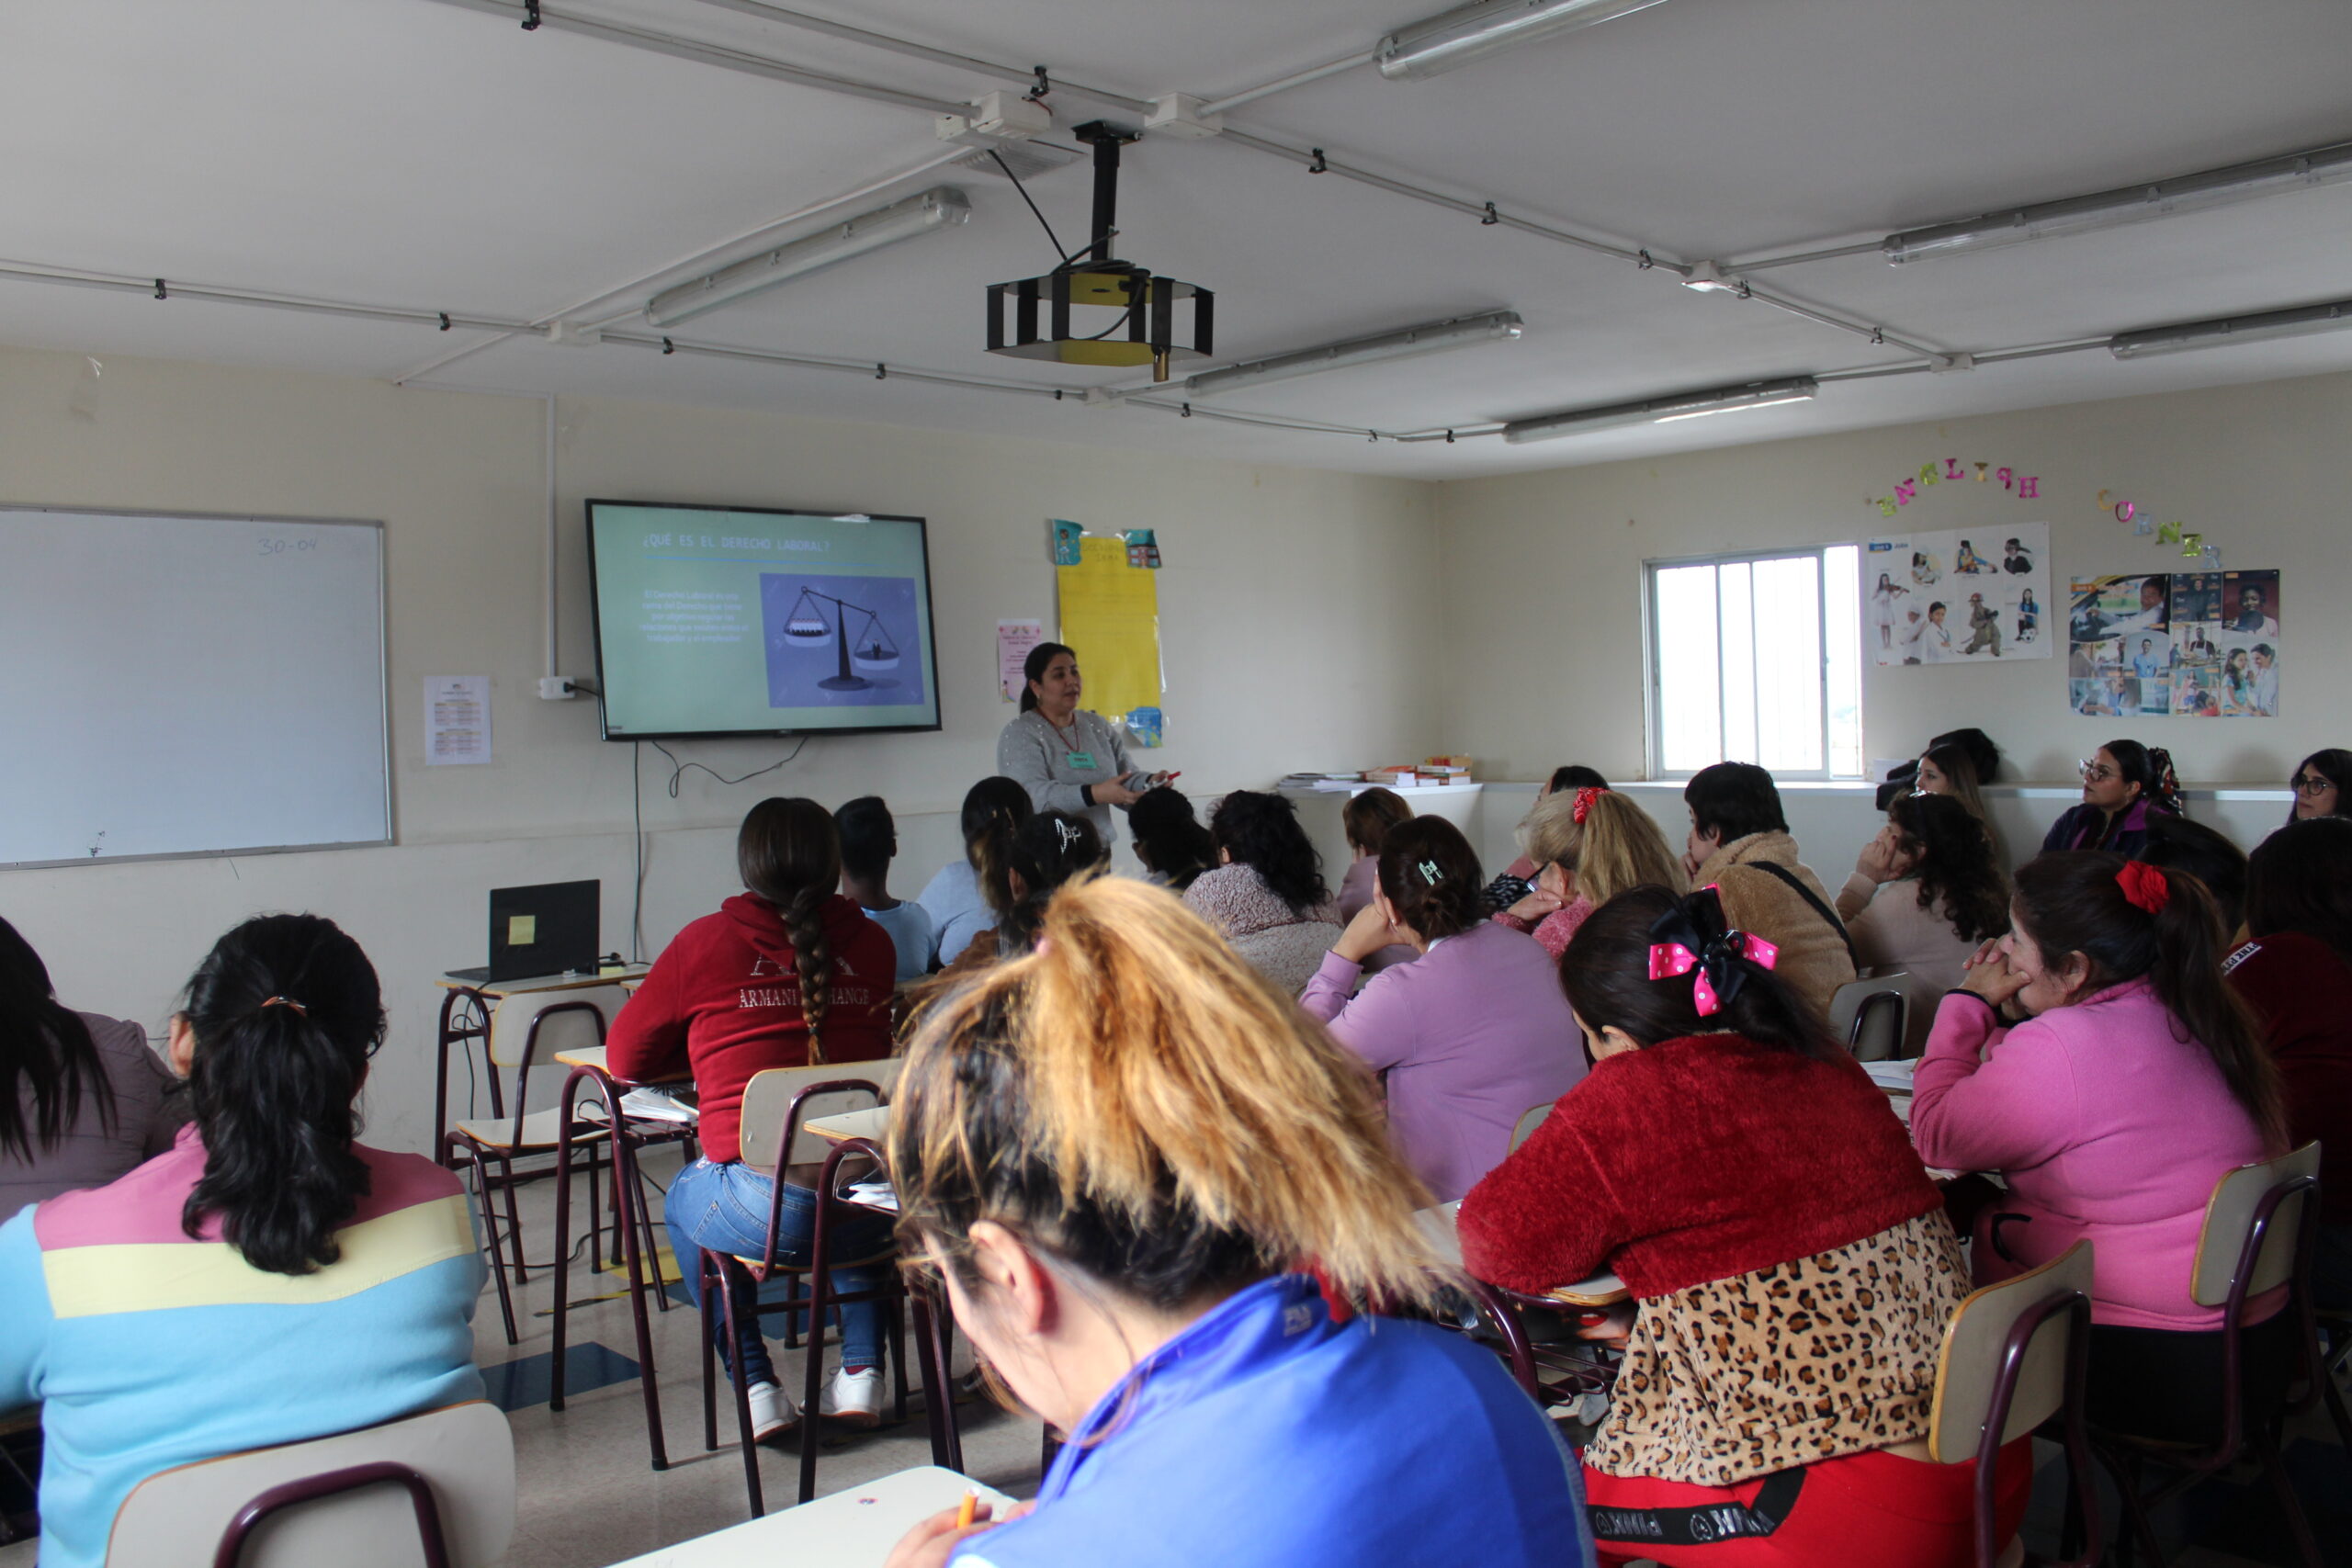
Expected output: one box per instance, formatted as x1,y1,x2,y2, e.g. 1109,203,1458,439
1067,750,1097,770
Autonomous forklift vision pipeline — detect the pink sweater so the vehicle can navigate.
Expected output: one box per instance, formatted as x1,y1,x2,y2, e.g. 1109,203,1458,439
1912,981,2268,1330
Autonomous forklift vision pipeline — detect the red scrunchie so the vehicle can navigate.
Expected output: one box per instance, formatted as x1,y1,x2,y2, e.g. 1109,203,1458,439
2116,860,2170,916
1572,786,1606,826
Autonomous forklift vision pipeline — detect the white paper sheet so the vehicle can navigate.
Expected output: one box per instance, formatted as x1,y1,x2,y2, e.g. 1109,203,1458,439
424,674,491,766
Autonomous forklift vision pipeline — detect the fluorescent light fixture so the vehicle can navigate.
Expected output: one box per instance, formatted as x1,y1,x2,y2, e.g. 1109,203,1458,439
1883,141,2352,265
1183,310,1523,398
646,186,971,328
1501,377,1817,444
2109,297,2352,359
1375,0,1670,82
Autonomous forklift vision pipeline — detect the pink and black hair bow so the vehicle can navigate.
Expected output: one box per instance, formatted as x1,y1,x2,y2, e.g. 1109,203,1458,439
1646,902,1780,1017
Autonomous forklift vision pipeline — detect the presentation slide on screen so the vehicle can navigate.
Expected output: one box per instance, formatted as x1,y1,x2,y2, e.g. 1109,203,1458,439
589,503,938,738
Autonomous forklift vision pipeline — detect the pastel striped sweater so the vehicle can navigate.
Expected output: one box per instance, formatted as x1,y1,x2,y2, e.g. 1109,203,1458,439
0,1128,484,1568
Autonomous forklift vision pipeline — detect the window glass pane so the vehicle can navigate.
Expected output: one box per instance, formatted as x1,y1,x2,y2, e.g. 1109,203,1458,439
1750,556,1821,772
1824,544,1863,777
1719,561,1758,765
1654,564,1721,773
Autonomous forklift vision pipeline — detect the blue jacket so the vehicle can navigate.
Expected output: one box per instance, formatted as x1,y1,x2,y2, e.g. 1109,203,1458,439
955,1274,1595,1568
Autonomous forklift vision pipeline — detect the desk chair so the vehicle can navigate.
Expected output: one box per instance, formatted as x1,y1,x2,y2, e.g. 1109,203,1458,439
2090,1143,2342,1568
1926,1242,2099,1568
1827,972,1910,1062
1509,1101,1553,1155
440,989,631,1343
105,1401,514,1568
700,1064,909,1517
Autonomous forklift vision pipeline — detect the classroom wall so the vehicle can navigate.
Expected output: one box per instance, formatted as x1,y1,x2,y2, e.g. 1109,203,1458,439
0,343,1442,1153
1432,369,2352,788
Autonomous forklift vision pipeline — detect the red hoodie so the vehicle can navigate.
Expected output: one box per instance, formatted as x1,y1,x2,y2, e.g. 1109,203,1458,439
607,893,894,1163
2226,931,2352,1225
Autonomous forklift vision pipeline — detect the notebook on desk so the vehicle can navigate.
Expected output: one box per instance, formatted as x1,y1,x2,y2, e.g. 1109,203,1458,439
445,879,602,984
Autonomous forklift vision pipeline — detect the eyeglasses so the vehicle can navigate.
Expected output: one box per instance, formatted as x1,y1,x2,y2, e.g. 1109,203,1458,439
2077,760,2118,783
2292,774,2334,795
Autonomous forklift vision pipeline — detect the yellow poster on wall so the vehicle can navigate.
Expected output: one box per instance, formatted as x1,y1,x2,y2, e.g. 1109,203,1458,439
1056,536,1163,746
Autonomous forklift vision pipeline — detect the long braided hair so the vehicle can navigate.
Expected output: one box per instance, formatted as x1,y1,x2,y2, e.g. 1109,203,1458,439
738,797,842,1064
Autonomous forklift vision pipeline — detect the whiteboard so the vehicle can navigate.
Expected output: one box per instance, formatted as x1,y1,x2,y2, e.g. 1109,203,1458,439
0,507,390,867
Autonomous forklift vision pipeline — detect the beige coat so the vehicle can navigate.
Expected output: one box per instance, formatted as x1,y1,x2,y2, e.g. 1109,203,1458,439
1691,832,1857,1025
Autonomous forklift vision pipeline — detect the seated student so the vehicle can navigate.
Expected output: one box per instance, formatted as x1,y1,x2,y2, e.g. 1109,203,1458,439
0,916,187,1224
917,776,1033,968
1125,785,1215,893
931,810,1107,987
1184,791,1341,996
1483,764,1607,910
1836,793,2008,1051
837,795,934,985
2138,813,2247,935
1912,852,2288,1446
1336,787,1418,975
1302,818,1583,1203
0,914,482,1568
1679,762,1856,1022
1493,785,1683,963
1460,886,2011,1568
610,797,898,1437
2230,818,2352,1307
2286,749,2352,825
879,877,1596,1568
2041,739,2177,855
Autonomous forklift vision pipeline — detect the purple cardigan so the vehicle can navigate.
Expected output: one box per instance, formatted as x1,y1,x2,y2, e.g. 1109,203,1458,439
1301,920,1586,1204
1912,980,2269,1331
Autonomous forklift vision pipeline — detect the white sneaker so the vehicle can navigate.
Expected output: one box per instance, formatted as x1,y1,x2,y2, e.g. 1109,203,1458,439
820,1365,885,1428
745,1380,798,1441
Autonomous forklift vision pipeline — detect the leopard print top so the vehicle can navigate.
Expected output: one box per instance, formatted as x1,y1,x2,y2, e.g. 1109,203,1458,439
1585,1210,1968,1486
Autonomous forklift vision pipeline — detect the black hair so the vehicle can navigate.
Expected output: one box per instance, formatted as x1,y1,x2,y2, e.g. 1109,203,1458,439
1682,761,1787,847
990,811,1107,951
0,915,117,1162
1547,764,1608,795
1207,791,1329,917
1126,787,1215,892
2139,816,2248,935
2098,739,2182,818
2287,750,2352,827
1374,818,1485,942
180,914,385,1275
2246,818,2352,968
738,797,842,1057
1018,641,1077,715
959,775,1035,900
1560,886,1837,1061
833,795,898,882
2012,852,2282,1151
1885,793,2008,943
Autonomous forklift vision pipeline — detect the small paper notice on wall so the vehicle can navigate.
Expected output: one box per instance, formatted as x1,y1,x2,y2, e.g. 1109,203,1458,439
998,620,1046,703
425,675,492,765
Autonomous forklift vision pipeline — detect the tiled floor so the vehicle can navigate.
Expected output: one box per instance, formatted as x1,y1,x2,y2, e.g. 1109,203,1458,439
3,1155,2346,1565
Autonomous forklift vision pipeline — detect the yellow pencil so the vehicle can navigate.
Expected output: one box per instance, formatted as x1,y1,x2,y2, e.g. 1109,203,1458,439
955,1491,979,1530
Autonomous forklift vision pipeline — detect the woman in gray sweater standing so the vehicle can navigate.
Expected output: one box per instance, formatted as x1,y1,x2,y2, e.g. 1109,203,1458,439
998,642,1157,846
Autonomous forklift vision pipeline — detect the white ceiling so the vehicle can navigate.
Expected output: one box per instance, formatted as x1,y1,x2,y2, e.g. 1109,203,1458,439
3,0,2349,478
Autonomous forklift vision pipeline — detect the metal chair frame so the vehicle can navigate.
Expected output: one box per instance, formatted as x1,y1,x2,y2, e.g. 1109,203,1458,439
212,1462,451,1568
699,1099,911,1517
2090,1171,2346,1567
1970,1289,2101,1568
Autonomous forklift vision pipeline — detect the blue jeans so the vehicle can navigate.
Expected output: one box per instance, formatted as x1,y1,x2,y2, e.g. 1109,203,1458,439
663,1157,891,1387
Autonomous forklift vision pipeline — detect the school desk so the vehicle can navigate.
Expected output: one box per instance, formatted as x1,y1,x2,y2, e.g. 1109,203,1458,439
1415,1201,1630,1307
598,1465,1016,1567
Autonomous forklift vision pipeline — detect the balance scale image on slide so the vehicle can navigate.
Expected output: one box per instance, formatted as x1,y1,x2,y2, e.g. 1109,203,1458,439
763,572,927,706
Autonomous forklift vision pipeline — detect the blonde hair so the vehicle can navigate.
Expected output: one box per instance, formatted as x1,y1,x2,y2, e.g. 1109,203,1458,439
886,876,1444,1313
1519,788,1685,906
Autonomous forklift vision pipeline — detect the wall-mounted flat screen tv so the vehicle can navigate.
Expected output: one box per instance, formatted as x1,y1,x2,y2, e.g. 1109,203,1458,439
586,500,941,740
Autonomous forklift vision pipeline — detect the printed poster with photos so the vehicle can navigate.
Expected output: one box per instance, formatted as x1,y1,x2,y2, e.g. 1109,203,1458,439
1866,524,2052,666
2065,570,2279,718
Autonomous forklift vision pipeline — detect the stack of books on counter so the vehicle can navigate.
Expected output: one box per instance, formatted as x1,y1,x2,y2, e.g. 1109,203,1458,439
1276,772,1373,792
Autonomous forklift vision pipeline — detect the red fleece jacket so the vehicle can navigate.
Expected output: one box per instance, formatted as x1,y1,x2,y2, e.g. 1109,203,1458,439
1458,1033,1939,1299
2227,931,2352,1226
607,893,894,1163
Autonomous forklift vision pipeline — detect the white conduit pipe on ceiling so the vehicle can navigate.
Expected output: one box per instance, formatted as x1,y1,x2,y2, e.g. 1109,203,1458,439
542,392,559,681
1194,51,1382,117
390,142,974,385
